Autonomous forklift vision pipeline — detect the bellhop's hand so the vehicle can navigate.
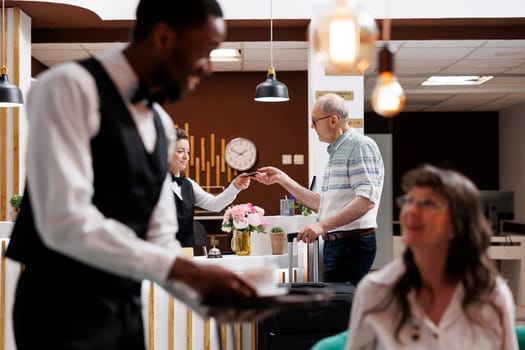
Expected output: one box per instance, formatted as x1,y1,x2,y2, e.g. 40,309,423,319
169,258,256,300
297,222,325,244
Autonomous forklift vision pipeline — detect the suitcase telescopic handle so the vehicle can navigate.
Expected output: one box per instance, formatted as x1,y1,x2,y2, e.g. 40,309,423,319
287,233,320,285
287,232,298,243
287,232,320,242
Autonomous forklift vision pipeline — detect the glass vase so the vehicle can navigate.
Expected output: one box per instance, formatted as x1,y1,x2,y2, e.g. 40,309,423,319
231,229,251,256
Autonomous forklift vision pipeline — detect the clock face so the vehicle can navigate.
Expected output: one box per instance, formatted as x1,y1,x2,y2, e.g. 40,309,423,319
225,137,258,171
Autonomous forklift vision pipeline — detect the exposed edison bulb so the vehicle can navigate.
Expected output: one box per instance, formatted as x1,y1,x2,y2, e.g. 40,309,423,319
372,72,406,117
312,0,378,73
371,45,406,117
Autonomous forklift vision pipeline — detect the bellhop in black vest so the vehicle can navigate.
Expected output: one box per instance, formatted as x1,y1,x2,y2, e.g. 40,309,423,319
6,58,167,349
171,174,196,247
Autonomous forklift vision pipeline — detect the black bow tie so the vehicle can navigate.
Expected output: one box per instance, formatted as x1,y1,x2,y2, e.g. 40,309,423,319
131,81,167,106
171,173,185,185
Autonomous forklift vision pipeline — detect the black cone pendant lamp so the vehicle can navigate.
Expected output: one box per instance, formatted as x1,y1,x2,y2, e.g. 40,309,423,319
0,0,22,107
254,0,289,102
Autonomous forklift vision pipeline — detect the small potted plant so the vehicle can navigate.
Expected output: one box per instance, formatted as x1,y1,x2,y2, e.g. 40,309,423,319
269,226,286,255
9,194,22,221
295,201,314,216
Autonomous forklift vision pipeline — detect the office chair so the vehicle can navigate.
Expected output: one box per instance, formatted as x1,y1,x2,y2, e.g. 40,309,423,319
193,221,208,256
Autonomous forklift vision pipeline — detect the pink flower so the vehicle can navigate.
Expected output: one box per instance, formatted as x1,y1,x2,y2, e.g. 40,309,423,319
222,203,267,233
247,213,262,227
233,217,249,229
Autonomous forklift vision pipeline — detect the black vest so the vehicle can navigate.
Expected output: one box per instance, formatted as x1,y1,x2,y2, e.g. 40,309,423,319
172,175,196,247
6,58,168,295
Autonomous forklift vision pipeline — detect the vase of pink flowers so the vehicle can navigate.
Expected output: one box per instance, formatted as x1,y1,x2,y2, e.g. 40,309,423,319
222,203,268,256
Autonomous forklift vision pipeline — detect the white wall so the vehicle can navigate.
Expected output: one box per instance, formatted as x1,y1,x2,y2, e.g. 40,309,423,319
499,102,525,222
369,134,392,269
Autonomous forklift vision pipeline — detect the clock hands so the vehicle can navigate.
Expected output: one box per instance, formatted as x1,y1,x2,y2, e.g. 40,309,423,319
229,148,242,155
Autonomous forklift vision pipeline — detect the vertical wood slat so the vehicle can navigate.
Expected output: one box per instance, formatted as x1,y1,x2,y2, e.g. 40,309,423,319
12,8,20,197
12,109,19,196
210,133,215,167
0,109,6,221
215,155,220,187
205,161,210,190
148,282,155,350
220,139,225,172
190,135,195,167
1,241,6,350
186,307,192,350
195,157,200,184
227,166,232,183
220,325,227,350
168,296,174,350
251,323,256,350
235,324,242,350
200,137,205,170
204,320,210,350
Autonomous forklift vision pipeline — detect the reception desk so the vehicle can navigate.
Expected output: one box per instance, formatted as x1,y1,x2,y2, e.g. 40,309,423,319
0,218,312,350
140,253,300,350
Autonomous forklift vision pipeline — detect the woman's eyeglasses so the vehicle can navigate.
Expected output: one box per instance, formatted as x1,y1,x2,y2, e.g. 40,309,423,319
396,195,447,211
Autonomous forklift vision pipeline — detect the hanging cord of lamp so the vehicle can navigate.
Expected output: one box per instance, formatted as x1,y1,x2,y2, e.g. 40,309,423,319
254,0,289,102
0,0,23,107
371,15,405,117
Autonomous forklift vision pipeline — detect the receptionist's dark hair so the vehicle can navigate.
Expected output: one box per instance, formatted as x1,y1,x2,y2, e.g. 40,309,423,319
175,127,188,141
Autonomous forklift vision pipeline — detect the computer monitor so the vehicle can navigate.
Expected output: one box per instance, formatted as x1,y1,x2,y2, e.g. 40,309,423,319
479,191,515,235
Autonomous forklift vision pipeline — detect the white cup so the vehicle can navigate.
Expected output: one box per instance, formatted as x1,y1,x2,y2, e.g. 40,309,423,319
241,265,278,295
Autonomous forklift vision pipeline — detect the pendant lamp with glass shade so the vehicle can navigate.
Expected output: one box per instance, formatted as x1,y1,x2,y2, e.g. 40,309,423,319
312,0,378,73
254,0,289,102
371,18,405,117
0,0,22,107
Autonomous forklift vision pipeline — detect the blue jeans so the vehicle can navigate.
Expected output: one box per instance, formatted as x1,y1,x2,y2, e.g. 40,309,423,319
323,233,376,285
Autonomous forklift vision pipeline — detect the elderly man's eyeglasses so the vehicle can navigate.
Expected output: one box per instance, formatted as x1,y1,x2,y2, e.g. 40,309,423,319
311,114,333,127
396,195,447,211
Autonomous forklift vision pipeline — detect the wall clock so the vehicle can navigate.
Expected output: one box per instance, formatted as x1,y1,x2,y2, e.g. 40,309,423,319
225,137,258,171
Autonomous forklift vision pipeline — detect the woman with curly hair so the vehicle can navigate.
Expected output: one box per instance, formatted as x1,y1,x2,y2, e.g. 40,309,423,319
345,164,518,349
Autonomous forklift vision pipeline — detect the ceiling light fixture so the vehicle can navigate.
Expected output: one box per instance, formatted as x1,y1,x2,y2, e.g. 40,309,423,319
254,0,289,102
0,0,23,107
210,48,241,62
371,18,405,118
422,76,494,86
312,0,378,73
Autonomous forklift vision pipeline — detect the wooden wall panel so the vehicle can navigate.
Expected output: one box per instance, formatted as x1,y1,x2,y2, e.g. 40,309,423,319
165,71,309,217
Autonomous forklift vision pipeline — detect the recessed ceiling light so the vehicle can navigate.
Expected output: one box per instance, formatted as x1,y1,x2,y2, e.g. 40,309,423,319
210,48,241,62
421,76,493,86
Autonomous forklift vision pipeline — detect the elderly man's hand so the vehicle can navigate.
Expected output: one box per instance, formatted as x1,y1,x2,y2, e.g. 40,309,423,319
297,222,324,243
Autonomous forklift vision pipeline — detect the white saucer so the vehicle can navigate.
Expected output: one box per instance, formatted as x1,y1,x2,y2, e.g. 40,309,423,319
256,286,288,297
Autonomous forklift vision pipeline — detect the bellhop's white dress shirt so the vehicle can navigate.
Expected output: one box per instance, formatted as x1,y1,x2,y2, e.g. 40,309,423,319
345,259,518,350
24,47,183,288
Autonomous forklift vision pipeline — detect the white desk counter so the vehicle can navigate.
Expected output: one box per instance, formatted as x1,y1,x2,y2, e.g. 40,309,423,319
0,221,13,238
